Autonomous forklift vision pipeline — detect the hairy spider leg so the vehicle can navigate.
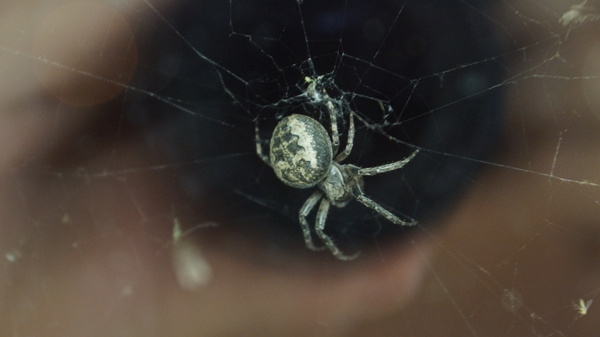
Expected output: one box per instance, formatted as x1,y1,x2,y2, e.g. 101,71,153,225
354,193,417,226
347,148,420,226
299,190,326,251
314,198,360,260
305,76,340,154
334,111,355,162
357,149,420,176
326,99,340,155
254,122,270,164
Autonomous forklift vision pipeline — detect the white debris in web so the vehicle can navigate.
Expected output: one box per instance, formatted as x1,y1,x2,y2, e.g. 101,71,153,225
171,218,214,290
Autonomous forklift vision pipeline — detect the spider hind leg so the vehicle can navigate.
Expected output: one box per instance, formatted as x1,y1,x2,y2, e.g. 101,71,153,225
315,198,360,260
355,194,417,227
299,191,326,251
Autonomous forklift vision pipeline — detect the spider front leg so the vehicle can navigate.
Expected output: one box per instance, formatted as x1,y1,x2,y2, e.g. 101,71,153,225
254,122,270,164
299,191,326,251
325,100,340,155
334,111,355,162
314,198,360,260
306,76,341,154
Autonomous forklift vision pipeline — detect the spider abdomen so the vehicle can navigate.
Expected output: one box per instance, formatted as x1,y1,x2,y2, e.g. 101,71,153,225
269,114,332,188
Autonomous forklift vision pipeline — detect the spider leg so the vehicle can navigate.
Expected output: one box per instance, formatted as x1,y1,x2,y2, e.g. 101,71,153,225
334,110,355,162
354,192,417,227
357,149,419,176
299,190,326,251
254,121,270,164
326,99,340,156
314,198,360,260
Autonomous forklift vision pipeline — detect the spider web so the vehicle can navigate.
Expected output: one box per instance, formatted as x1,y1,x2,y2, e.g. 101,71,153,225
1,0,600,336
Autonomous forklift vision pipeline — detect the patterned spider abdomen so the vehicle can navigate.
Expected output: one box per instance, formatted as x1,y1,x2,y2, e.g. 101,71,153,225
269,114,332,188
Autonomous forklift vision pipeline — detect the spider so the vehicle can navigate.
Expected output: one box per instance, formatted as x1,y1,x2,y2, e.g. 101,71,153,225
255,78,419,260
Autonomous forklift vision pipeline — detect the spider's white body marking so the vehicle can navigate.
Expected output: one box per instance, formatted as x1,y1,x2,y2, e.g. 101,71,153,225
269,114,332,189
255,76,419,260
279,116,321,170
